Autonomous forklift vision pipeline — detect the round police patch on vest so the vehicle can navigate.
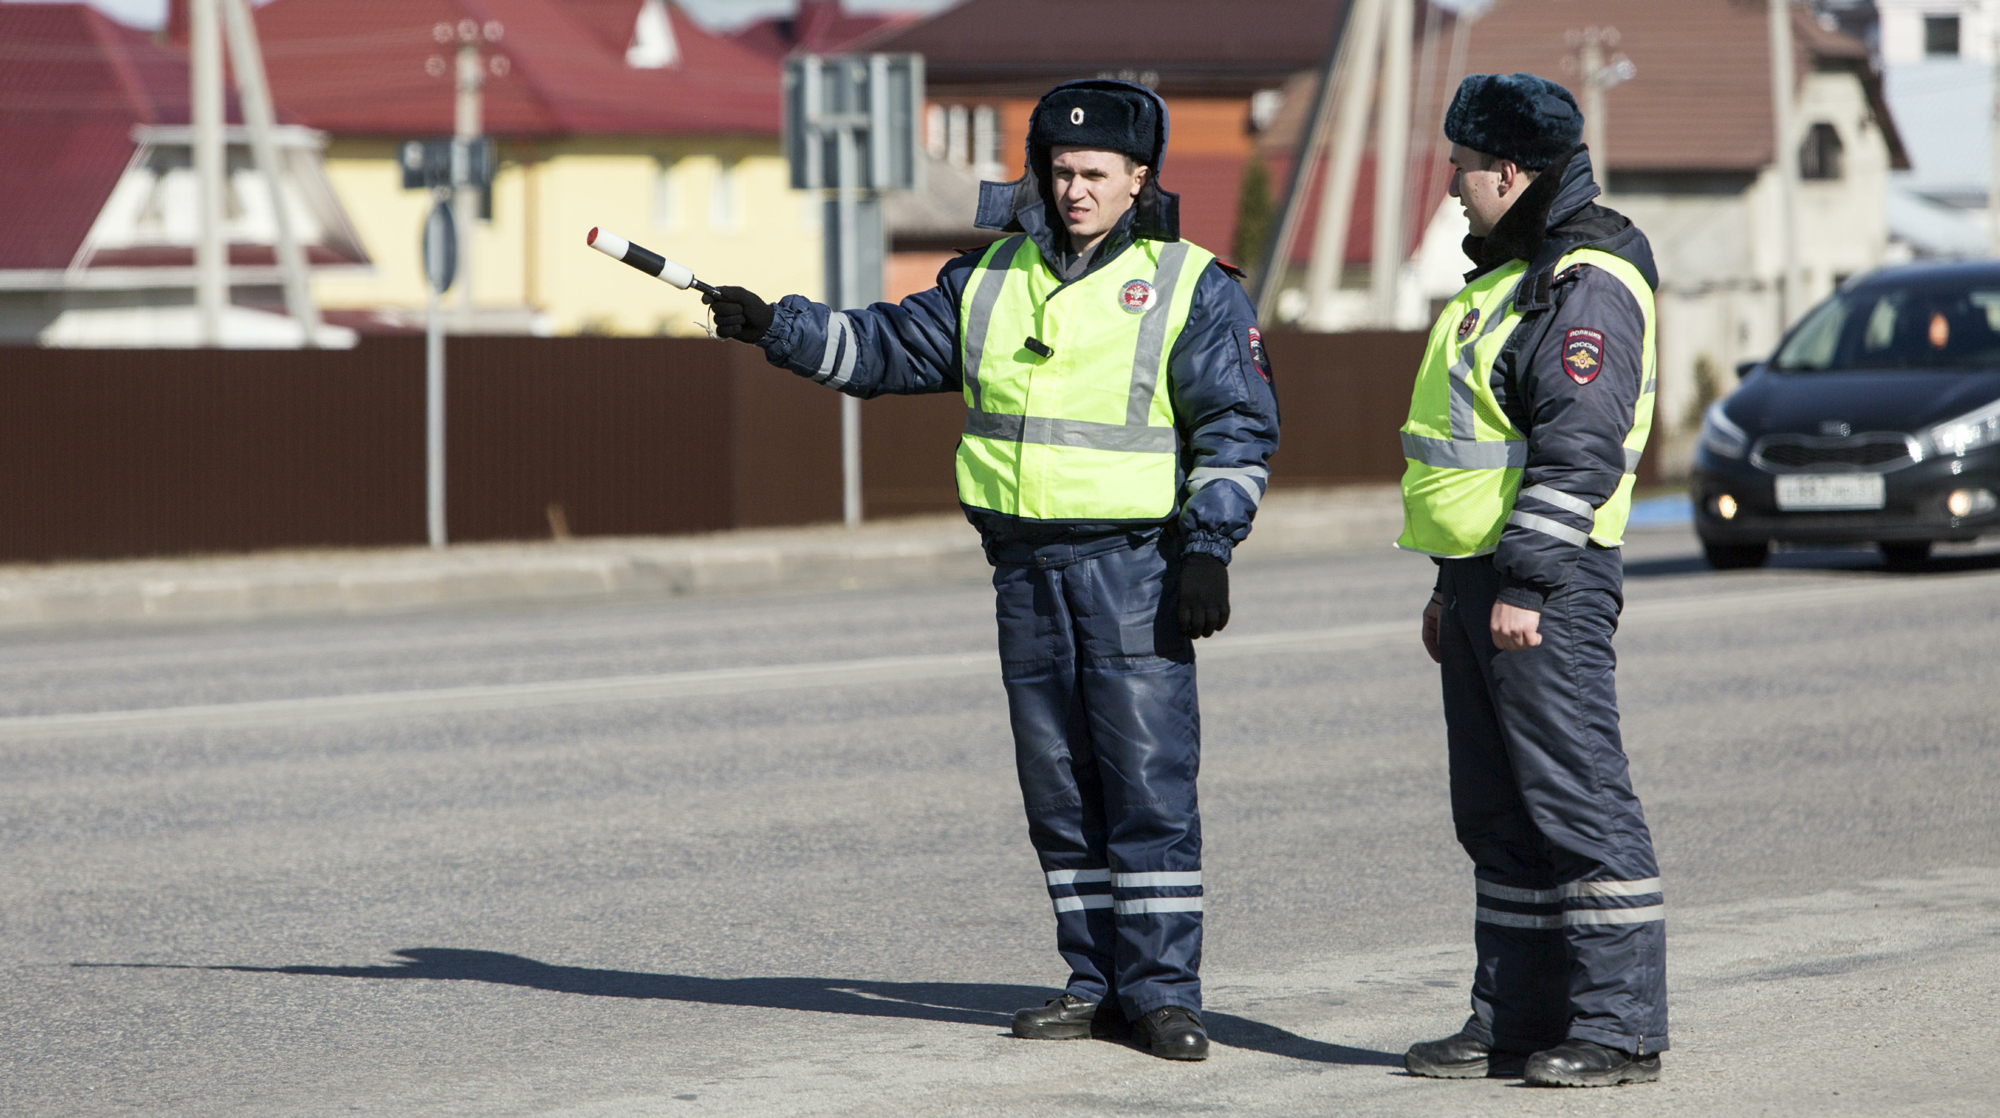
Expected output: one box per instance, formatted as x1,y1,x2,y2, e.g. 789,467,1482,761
1120,279,1156,313
1456,308,1480,343
1563,327,1605,384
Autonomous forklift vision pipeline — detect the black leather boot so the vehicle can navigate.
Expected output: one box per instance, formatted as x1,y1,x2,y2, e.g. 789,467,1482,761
1012,994,1098,1040
1404,1031,1528,1079
1133,1006,1209,1060
1524,1039,1661,1087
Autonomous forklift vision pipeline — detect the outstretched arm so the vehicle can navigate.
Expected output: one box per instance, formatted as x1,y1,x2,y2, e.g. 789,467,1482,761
707,251,984,398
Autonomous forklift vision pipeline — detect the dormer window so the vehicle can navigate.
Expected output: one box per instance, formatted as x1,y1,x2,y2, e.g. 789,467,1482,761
1800,122,1844,181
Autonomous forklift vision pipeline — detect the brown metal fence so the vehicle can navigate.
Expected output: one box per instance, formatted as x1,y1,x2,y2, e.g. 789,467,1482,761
0,330,1523,564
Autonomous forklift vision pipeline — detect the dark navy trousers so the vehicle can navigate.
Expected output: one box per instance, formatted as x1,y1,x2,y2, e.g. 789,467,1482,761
1437,545,1669,1056
993,537,1203,1019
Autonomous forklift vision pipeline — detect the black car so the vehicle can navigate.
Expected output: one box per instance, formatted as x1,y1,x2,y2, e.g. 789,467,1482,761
1691,261,2000,569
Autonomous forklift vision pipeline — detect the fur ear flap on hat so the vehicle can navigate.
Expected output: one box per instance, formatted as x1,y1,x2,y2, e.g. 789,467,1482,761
1444,73,1583,171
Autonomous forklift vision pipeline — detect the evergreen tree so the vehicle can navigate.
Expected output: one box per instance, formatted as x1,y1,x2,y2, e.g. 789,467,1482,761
1233,156,1275,283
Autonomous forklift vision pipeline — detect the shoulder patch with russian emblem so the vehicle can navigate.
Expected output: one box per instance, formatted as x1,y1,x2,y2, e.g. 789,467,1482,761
1563,327,1605,384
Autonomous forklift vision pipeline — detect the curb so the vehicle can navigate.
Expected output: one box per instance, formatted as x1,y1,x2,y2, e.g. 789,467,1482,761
0,487,1406,631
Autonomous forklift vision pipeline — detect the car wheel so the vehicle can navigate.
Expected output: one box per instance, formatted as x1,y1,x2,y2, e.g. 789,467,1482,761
1879,541,1932,570
1702,540,1770,570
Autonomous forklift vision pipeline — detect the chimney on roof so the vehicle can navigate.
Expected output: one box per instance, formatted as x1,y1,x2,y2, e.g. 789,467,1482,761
795,1,837,48
166,0,189,47
627,0,680,69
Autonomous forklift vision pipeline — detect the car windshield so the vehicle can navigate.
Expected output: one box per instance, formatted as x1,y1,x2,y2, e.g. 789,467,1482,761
1772,280,2000,371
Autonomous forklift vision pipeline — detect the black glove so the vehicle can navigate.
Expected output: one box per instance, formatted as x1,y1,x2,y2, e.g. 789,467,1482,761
702,285,773,344
1176,553,1230,640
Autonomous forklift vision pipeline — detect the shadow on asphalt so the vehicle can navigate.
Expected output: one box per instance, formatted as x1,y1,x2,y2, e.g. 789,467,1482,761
78,949,1402,1067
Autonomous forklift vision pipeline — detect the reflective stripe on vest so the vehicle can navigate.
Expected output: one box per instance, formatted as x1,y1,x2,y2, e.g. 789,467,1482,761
955,234,1214,522
1397,247,1657,556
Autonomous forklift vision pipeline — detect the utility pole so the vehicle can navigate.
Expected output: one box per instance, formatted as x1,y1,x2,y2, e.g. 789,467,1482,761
835,83,862,530
1371,0,1414,327
1768,0,1804,326
1570,27,1635,187
190,0,226,346
220,0,321,346
1304,0,1386,329
1252,0,1357,324
1580,32,1608,171
455,25,485,312
785,54,920,530
1990,14,2000,256
1408,0,1447,251
423,202,455,549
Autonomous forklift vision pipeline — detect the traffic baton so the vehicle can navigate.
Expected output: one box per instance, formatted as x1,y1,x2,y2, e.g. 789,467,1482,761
586,227,719,296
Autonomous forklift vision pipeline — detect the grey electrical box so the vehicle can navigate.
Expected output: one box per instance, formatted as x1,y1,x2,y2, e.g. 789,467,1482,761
784,53,923,192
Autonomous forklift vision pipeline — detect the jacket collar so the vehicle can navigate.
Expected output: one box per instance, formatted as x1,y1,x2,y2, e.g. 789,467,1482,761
1460,146,1659,311
982,193,1143,284
1462,146,1598,279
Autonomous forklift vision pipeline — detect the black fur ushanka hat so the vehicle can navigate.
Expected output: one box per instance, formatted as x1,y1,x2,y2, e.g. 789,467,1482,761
1444,73,1584,171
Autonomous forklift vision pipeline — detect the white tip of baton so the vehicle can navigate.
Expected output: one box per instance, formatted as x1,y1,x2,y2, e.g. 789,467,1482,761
587,226,631,260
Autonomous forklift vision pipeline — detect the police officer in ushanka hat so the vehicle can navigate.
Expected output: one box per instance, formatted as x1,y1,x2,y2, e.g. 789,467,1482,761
701,80,1279,1061
1398,73,1668,1087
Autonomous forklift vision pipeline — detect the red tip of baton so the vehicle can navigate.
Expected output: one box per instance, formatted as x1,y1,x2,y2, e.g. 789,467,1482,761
586,227,598,246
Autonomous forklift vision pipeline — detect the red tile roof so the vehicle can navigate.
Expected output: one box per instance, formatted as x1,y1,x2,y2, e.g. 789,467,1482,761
869,0,1350,97
0,4,229,270
241,0,783,137
1456,0,1905,173
732,0,914,60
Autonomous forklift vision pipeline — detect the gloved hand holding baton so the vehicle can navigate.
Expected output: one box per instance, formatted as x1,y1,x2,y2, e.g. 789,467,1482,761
585,227,772,343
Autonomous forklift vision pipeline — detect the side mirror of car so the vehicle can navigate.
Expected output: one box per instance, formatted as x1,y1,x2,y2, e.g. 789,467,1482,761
1735,359,1763,379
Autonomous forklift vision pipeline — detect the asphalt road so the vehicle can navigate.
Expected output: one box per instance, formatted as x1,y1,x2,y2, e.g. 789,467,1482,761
4,527,1997,1117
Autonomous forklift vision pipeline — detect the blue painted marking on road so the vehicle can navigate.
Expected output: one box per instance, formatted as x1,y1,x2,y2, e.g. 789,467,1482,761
1627,493,1693,528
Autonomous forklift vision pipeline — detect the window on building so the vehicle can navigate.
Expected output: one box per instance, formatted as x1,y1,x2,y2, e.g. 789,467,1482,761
946,104,969,167
710,158,738,231
925,104,947,160
652,157,677,229
929,103,1002,173
1925,14,1961,57
972,105,1000,178
1800,122,1845,181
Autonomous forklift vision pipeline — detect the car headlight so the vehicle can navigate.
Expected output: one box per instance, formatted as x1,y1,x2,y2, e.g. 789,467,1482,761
1926,397,2000,457
1699,402,1749,459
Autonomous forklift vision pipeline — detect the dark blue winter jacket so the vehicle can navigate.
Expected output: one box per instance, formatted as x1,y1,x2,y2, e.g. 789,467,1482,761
753,84,1280,568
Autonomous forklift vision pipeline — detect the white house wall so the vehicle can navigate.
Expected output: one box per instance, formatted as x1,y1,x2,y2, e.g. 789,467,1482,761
1878,0,1999,63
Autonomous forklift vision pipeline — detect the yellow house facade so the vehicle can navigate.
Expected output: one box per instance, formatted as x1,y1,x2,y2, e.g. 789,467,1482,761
246,0,822,337
312,138,823,337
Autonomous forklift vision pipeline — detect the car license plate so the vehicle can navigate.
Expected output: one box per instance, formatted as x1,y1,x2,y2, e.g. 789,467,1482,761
1774,473,1886,511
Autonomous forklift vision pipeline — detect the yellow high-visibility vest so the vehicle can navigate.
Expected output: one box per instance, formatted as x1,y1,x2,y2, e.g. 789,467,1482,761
1398,247,1657,556
955,234,1214,522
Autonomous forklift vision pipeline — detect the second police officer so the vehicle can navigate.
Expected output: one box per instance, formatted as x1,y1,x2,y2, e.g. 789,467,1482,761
701,80,1279,1061
1398,74,1669,1087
